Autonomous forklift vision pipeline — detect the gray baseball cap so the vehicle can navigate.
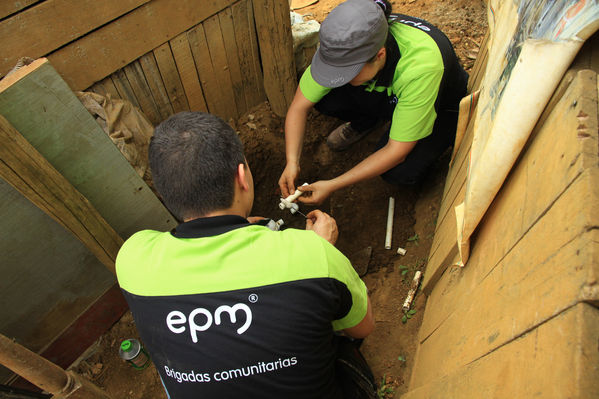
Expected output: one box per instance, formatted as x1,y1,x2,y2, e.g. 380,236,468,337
311,0,388,88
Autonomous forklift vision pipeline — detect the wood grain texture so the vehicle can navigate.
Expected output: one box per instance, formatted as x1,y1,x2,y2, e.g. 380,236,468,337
46,0,237,90
111,69,140,108
231,0,266,109
252,0,296,117
154,42,190,113
169,32,208,113
0,0,150,77
0,0,42,20
0,115,122,272
0,59,175,238
138,52,174,121
123,61,162,125
404,304,599,398
219,7,247,115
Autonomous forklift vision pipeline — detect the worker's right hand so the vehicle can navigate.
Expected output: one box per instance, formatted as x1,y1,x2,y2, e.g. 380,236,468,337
278,162,300,198
305,210,338,245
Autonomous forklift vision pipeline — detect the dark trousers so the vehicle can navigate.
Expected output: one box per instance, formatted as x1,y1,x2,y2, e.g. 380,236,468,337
315,70,468,185
335,337,377,399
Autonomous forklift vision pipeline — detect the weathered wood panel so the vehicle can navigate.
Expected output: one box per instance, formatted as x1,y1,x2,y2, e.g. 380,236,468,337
419,69,598,341
410,71,599,388
253,0,296,117
154,42,190,114
0,0,150,77
138,52,174,121
0,115,122,273
46,0,237,91
123,61,162,125
403,304,599,398
0,0,42,20
169,32,208,113
0,59,175,238
219,7,247,115
111,69,140,108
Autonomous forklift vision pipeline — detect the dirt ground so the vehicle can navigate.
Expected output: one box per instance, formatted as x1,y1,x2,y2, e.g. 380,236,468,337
72,1,487,397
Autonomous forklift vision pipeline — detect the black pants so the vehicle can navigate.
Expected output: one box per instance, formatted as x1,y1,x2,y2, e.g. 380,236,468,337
335,337,377,399
315,73,467,185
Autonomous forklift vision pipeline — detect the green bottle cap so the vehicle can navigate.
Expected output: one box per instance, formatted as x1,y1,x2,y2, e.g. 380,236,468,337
120,340,132,352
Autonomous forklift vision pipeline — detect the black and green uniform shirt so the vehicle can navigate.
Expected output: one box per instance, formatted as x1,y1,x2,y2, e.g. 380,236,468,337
116,215,368,399
300,15,449,142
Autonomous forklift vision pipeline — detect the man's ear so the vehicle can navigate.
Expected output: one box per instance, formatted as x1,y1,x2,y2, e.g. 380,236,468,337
236,163,250,191
377,47,386,60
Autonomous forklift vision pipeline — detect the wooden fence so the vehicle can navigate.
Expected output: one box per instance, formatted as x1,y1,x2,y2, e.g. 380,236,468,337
0,0,296,123
402,33,599,398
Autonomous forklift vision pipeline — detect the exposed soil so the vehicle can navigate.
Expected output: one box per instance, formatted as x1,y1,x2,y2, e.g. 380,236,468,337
72,1,487,397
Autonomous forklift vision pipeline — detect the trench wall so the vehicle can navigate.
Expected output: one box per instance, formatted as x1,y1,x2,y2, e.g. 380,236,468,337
0,0,296,385
402,32,599,398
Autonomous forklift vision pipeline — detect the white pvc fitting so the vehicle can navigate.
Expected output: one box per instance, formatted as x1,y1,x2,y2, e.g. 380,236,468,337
385,197,395,249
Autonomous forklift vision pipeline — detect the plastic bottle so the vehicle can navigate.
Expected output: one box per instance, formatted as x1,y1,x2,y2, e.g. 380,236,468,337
119,338,151,370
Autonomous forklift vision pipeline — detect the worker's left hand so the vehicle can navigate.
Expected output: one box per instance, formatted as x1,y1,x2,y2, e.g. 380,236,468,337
297,180,335,205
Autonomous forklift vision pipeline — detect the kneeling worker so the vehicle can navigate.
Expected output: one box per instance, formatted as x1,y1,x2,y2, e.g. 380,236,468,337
116,112,376,398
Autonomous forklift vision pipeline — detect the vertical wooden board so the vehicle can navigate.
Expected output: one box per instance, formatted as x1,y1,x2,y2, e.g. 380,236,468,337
187,24,226,117
0,178,114,383
403,304,599,398
467,30,489,93
46,0,238,91
111,69,140,108
90,76,121,99
138,52,174,121
204,14,238,121
0,0,151,78
154,42,190,114
231,0,266,108
253,0,296,117
0,59,175,238
246,0,266,103
123,61,162,125
410,169,599,388
169,32,208,113
219,7,248,115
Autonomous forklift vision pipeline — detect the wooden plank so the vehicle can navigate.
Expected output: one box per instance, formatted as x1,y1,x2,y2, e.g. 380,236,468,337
123,61,162,125
467,29,489,93
203,14,238,121
187,24,225,117
46,0,237,91
403,304,599,398
89,76,121,100
252,0,296,117
419,70,599,343
0,0,150,77
219,7,247,115
244,0,267,105
0,0,42,20
169,32,208,113
154,42,190,113
138,52,174,121
111,69,140,108
0,115,122,272
410,168,599,388
0,59,175,238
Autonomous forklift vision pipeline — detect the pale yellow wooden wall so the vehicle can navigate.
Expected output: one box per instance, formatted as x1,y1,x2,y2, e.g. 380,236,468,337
403,35,599,398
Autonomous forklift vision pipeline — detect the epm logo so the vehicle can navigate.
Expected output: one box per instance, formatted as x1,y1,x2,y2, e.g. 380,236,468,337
166,299,254,343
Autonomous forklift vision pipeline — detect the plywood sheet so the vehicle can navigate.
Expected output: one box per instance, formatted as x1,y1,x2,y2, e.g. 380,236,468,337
0,59,175,238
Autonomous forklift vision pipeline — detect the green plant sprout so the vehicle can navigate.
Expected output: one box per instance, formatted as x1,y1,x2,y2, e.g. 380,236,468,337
401,309,417,324
377,374,395,399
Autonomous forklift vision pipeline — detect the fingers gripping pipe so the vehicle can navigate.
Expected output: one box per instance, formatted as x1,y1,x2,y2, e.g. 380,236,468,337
279,183,309,214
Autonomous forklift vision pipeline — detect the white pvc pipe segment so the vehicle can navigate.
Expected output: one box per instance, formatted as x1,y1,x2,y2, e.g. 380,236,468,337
385,197,395,249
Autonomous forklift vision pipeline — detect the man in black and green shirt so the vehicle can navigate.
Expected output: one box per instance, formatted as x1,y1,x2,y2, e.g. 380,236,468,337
116,112,376,398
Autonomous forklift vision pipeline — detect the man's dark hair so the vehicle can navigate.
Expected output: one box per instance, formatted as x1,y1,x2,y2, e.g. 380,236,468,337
149,112,245,221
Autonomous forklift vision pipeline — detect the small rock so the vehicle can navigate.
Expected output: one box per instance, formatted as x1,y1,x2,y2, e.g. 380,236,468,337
246,122,257,130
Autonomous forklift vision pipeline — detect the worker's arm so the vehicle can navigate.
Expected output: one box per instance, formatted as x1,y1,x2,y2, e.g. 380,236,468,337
279,87,316,197
343,297,375,338
299,138,417,205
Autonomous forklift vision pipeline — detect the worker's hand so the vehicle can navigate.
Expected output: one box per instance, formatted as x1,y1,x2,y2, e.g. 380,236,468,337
247,216,266,223
279,163,300,198
305,210,338,245
297,180,335,205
